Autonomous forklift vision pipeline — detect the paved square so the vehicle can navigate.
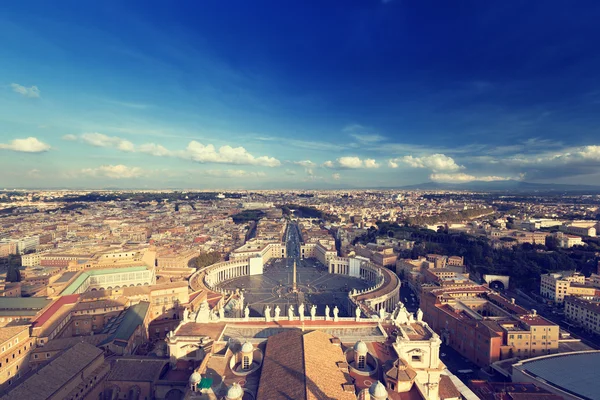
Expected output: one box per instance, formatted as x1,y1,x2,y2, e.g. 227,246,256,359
218,258,371,317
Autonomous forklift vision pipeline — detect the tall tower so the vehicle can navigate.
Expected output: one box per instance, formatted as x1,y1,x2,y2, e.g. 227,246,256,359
292,259,297,291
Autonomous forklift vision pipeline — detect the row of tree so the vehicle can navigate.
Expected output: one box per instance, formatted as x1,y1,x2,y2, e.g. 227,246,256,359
280,204,340,222
403,207,495,226
188,252,222,269
355,222,598,291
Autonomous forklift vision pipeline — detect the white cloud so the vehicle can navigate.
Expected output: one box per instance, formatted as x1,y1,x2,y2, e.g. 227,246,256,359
332,173,341,180
398,154,463,172
205,169,266,178
10,83,41,98
324,156,380,169
364,159,380,168
502,145,600,167
338,156,364,169
285,169,297,176
80,132,135,152
388,160,399,168
138,143,172,157
81,164,144,179
578,145,600,160
69,133,281,167
182,141,280,167
0,137,51,153
342,123,366,132
62,134,78,141
293,160,316,168
430,173,514,183
350,133,387,144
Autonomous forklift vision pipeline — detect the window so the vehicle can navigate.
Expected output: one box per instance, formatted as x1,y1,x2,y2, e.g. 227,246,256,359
358,355,366,369
411,355,421,363
243,356,250,370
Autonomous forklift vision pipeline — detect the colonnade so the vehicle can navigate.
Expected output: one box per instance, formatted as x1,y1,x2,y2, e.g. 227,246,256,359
203,259,251,289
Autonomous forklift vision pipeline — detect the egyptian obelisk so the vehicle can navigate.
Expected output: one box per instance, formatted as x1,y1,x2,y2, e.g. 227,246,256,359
292,259,297,292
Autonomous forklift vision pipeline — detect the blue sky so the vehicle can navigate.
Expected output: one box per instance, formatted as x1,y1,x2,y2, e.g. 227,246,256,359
2,0,600,189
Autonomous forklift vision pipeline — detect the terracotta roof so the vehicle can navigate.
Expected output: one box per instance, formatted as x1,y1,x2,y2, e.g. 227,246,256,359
438,375,461,399
303,330,355,400
106,358,168,382
1,342,103,400
0,325,29,345
29,334,109,353
257,329,306,400
384,358,417,382
31,294,79,328
175,322,226,340
257,329,355,400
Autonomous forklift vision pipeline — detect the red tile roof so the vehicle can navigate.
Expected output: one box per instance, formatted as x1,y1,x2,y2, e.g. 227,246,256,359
32,294,80,328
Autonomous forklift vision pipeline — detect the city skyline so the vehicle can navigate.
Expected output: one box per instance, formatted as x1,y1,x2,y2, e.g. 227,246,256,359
2,1,600,189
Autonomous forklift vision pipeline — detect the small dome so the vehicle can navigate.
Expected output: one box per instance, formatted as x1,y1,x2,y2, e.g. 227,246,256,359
354,340,368,354
369,381,387,400
189,371,202,384
241,341,253,353
226,382,244,399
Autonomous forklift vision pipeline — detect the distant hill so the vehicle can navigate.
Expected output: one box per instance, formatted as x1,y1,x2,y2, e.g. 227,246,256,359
398,180,600,192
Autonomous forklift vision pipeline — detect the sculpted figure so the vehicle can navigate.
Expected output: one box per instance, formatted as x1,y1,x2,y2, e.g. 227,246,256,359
274,305,281,321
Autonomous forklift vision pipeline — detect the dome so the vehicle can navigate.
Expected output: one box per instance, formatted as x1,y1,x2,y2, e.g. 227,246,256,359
241,341,253,353
226,382,244,399
369,381,388,400
189,371,202,384
354,340,368,354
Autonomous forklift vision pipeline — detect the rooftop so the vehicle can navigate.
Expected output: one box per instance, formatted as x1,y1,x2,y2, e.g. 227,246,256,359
61,266,149,295
106,358,168,382
0,325,29,345
0,297,51,311
100,301,150,345
256,329,355,400
1,342,103,400
31,294,79,328
513,350,600,400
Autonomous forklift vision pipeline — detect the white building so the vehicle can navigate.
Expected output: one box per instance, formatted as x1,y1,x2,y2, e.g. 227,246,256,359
540,272,586,304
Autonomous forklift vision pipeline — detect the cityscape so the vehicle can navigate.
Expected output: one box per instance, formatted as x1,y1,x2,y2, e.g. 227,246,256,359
1,190,600,399
3,1,600,400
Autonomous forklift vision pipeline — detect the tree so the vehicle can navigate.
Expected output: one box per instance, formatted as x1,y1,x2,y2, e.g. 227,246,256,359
189,252,222,269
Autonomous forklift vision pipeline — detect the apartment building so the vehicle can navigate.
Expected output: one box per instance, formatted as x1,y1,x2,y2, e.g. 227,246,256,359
555,232,584,248
560,222,597,237
156,249,198,269
540,272,599,304
1,342,109,400
420,285,559,367
0,242,17,258
0,325,36,389
229,239,286,262
564,296,600,335
20,252,41,267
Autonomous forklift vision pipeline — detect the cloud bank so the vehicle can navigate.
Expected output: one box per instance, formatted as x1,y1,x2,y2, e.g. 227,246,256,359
0,137,51,153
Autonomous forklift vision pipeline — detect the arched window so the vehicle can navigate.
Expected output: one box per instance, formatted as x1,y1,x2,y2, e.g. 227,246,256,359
243,355,250,370
358,355,365,369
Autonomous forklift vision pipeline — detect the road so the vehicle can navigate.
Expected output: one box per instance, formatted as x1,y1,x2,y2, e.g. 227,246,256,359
506,288,600,349
285,222,302,266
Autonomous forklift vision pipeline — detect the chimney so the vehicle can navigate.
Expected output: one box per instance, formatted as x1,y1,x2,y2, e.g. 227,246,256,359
532,309,537,316
511,298,515,305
